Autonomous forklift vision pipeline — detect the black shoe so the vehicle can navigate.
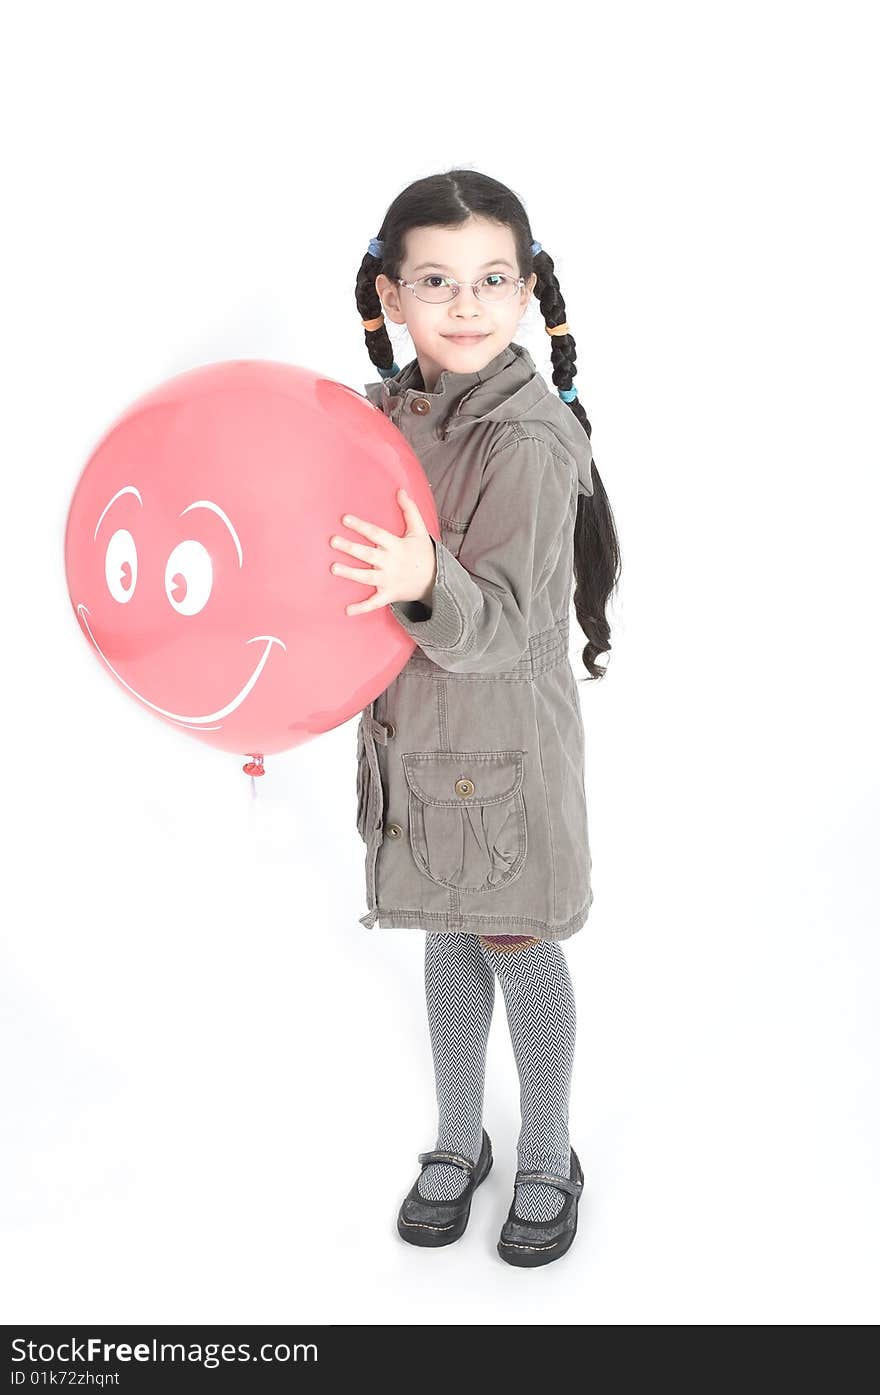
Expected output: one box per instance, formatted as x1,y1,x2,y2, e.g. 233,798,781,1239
397,1128,493,1247
496,1147,584,1267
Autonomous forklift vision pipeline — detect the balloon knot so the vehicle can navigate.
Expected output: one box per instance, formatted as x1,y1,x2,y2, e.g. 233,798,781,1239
243,754,265,777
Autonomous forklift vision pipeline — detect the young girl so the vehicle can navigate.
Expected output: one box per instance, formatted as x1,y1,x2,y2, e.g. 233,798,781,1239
337,169,619,1267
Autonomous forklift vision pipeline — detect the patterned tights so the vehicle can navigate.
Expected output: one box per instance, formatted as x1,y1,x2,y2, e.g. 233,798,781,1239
418,930,577,1222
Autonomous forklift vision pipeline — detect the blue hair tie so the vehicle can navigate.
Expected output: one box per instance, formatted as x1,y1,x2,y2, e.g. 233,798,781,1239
377,362,401,378
531,240,542,256
558,386,578,402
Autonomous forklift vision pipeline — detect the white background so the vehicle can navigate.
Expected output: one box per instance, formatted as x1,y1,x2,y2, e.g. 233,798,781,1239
1,0,877,1326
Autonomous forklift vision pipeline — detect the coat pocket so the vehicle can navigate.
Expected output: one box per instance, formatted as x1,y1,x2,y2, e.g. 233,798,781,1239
401,750,527,893
355,718,370,843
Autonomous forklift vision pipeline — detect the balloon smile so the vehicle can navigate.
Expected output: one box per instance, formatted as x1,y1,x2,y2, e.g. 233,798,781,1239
76,604,287,731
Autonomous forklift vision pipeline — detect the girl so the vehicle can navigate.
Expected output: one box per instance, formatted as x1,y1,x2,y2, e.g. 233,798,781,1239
336,169,619,1267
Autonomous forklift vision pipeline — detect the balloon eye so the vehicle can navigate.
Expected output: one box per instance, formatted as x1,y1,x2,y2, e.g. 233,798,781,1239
165,539,213,616
105,528,138,604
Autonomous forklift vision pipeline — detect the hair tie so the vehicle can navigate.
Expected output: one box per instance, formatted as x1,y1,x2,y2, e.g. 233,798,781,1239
531,240,542,256
558,386,578,402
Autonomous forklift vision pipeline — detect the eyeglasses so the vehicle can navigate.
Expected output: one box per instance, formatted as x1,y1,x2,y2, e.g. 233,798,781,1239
396,273,526,304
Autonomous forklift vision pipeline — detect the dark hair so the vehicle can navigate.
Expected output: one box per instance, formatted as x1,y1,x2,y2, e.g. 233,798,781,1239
354,168,620,681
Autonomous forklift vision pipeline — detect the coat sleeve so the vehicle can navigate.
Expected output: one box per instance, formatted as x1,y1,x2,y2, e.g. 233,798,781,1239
388,435,575,674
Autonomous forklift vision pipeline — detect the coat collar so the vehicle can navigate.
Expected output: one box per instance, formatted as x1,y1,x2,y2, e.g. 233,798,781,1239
365,342,547,440
363,339,594,494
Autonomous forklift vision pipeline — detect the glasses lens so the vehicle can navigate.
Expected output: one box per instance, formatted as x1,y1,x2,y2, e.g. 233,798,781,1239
412,274,519,302
414,276,456,302
477,274,518,302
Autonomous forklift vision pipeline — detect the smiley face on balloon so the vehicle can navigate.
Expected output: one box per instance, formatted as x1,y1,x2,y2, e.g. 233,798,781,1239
75,481,288,736
65,360,439,761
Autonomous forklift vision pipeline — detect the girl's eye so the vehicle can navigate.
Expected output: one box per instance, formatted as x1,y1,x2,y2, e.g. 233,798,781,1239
424,276,447,288
483,274,506,287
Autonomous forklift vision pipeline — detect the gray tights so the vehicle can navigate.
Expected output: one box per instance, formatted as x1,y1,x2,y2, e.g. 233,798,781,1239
418,931,577,1223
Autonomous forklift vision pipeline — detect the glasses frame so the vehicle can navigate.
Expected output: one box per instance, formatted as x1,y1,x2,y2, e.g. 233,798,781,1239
396,273,527,304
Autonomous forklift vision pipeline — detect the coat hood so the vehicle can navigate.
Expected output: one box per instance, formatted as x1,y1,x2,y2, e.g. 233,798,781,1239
364,341,593,497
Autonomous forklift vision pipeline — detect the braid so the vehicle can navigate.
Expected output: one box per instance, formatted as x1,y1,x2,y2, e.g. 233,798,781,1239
532,248,593,444
355,249,397,377
531,247,619,681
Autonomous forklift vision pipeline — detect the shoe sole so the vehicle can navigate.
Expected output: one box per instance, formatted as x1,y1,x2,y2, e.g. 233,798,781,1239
397,1151,493,1248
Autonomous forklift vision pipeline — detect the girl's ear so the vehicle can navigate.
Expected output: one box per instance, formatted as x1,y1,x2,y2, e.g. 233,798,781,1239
376,274,406,325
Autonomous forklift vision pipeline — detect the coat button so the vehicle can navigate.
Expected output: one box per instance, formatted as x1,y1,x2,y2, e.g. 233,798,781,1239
411,398,431,414
385,822,402,838
455,778,475,798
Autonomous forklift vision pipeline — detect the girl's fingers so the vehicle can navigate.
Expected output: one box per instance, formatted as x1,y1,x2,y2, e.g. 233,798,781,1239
346,596,385,615
330,534,376,560
330,561,379,583
397,489,427,531
341,513,395,546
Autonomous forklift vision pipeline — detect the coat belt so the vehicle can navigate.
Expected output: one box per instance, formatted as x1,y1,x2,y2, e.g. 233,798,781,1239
401,614,570,679
364,713,389,743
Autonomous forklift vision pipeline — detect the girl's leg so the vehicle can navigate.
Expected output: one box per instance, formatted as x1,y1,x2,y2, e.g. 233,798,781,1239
418,931,496,1202
478,936,577,1222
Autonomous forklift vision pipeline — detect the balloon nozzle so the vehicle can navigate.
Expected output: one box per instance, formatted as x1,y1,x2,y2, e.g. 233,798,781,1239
243,753,265,798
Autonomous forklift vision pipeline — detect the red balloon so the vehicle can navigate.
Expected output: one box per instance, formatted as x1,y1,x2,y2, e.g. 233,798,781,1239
64,360,438,766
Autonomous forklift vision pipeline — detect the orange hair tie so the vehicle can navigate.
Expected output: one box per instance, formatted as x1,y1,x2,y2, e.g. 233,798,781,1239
361,313,385,332
546,322,570,336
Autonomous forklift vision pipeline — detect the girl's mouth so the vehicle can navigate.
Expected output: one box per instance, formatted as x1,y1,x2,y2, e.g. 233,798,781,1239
443,334,489,345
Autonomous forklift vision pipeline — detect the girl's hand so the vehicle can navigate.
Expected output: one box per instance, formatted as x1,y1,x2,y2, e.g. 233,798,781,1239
329,488,437,616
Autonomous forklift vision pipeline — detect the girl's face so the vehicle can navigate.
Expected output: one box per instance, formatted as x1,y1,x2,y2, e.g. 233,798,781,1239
375,216,537,393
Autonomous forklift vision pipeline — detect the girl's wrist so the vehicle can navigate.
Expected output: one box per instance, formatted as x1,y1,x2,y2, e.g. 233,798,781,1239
414,539,437,604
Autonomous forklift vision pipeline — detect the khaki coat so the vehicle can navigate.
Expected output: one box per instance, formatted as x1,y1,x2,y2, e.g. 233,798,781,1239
355,342,594,941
